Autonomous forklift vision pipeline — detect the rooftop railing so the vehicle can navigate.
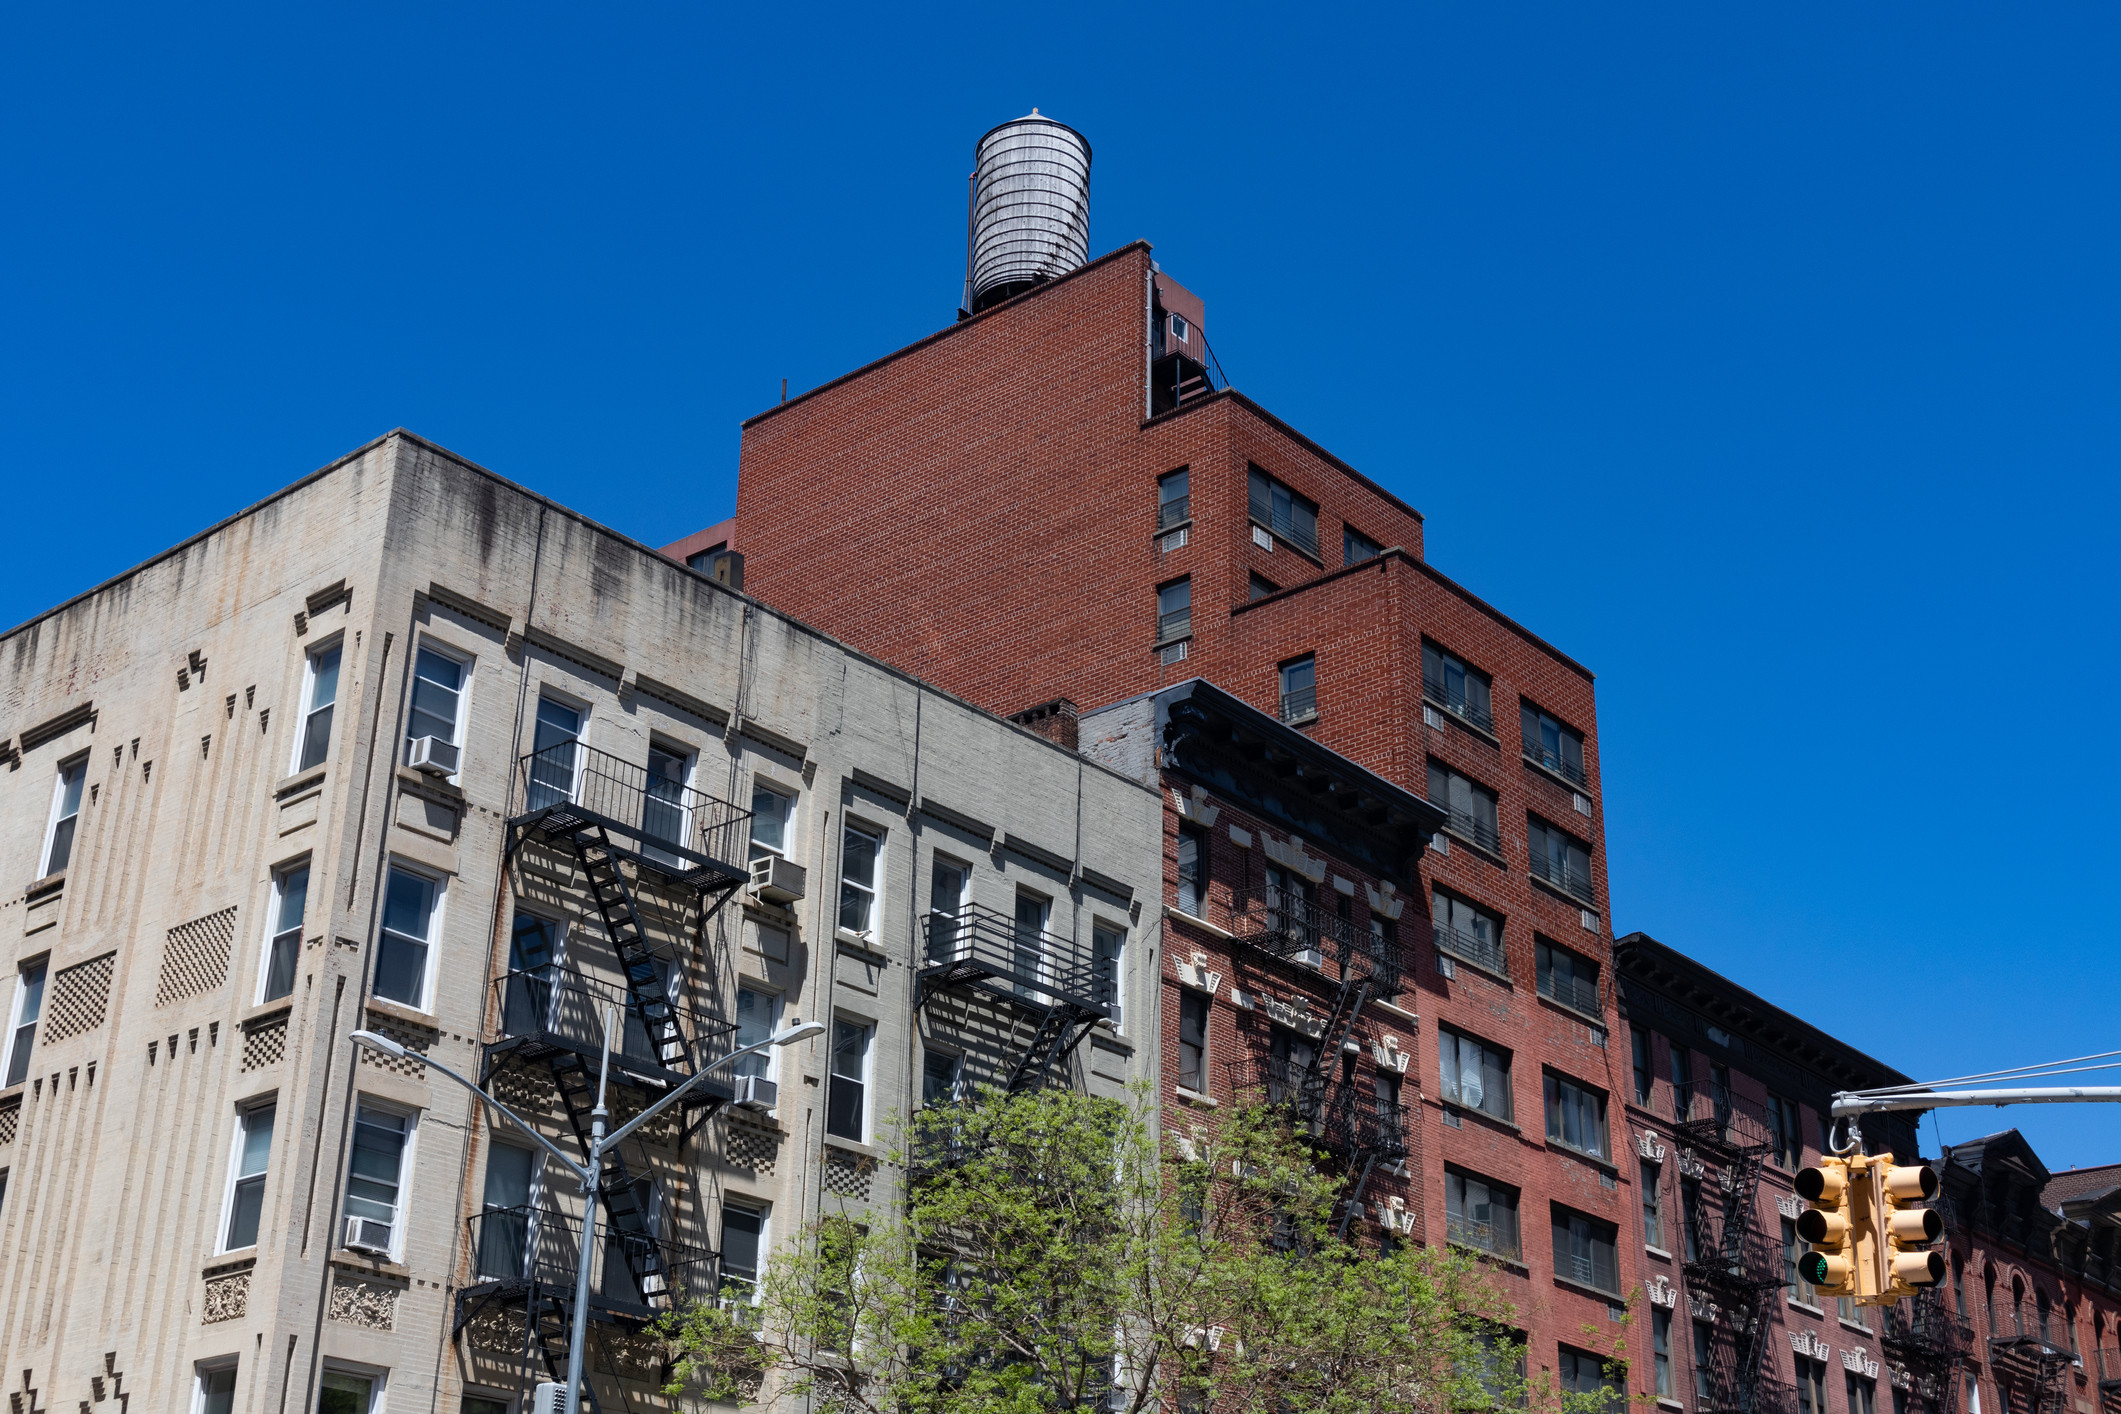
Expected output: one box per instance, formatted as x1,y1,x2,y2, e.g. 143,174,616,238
919,903,1112,1015
510,741,751,886
463,1205,721,1316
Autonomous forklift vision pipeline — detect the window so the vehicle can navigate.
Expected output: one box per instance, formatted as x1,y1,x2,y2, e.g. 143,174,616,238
733,986,779,1082
1463,1328,1527,1408
1535,937,1600,1016
1427,759,1500,851
1344,524,1382,566
343,1104,410,1256
261,862,309,1003
221,1101,276,1251
462,1399,509,1414
1178,991,1208,1092
1431,888,1505,975
721,1202,768,1304
1158,468,1190,529
477,1140,535,1280
1557,1344,1622,1407
318,1370,378,1414
195,1365,238,1414
1783,1217,1817,1304
827,1018,872,1141
1248,572,1279,601
1553,1210,1621,1294
40,758,85,876
6,959,48,1088
926,856,969,962
1544,1071,1609,1160
1521,701,1586,787
1156,578,1192,643
1632,1029,1653,1105
1279,655,1317,723
642,743,692,867
296,643,342,772
685,540,727,571
1528,815,1594,903
1439,1026,1513,1122
1176,824,1207,918
1642,1161,1664,1249
1694,1323,1716,1403
1445,1168,1521,1258
1170,313,1190,344
1652,1307,1673,1398
749,781,794,858
838,822,882,937
1710,1062,1733,1128
1681,1177,1703,1262
406,645,467,764
1012,891,1050,1002
922,1049,962,1106
1092,920,1125,1027
1766,1093,1803,1168
1849,1373,1878,1414
1670,1043,1694,1121
1798,1356,1832,1414
1247,466,1319,556
1952,1257,1966,1318
374,866,437,1009
1422,641,1492,732
524,696,581,810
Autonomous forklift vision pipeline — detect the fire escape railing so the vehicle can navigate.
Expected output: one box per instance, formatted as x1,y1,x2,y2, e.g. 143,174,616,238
508,741,752,887
915,904,1110,1094
1227,887,1402,999
1671,1086,1783,1414
462,1205,723,1316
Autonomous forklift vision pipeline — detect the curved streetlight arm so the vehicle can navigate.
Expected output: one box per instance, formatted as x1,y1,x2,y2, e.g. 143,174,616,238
602,1021,821,1150
347,1030,591,1185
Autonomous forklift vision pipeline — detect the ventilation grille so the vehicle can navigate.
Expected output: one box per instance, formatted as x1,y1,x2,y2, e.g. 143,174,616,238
156,907,238,1006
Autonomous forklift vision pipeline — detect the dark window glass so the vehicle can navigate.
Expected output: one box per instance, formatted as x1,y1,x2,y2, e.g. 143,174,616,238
1178,992,1208,1092
1670,1042,1694,1120
1695,1323,1716,1403
1446,1168,1521,1258
1344,524,1382,565
826,1020,871,1140
223,1103,276,1250
1176,824,1207,917
722,1204,765,1302
1557,1343,1623,1406
1528,815,1594,903
1247,466,1319,555
1632,1029,1653,1104
1653,1307,1673,1397
1421,641,1493,732
1766,1093,1803,1167
1157,578,1192,642
1642,1161,1664,1249
1248,572,1279,600
1439,1026,1513,1122
1520,700,1586,786
1552,1209,1620,1294
1427,759,1500,852
922,1050,961,1106
1535,937,1600,1015
1432,888,1505,975
262,863,309,1003
1544,1071,1609,1160
1279,656,1317,722
1158,468,1190,529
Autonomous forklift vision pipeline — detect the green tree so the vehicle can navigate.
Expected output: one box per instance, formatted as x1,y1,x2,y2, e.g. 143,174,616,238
658,1084,1622,1413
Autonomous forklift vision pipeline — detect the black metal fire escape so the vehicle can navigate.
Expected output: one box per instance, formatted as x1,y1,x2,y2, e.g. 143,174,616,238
1880,1184,1972,1414
1674,1087,1785,1414
454,741,750,1408
914,902,1111,1096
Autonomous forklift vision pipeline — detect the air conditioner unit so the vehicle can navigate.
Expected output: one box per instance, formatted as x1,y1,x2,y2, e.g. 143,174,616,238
532,1383,564,1414
343,1215,394,1255
406,735,459,776
731,1074,779,1110
749,853,807,905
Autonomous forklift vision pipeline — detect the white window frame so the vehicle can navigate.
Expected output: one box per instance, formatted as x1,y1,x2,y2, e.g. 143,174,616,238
720,1198,771,1305
826,1014,874,1143
317,1361,387,1414
292,637,345,774
926,853,971,962
259,857,311,1004
459,1391,516,1414
217,1096,277,1254
373,861,444,1012
748,778,797,858
39,756,86,878
404,639,473,780
838,820,886,941
733,983,782,1084
5,958,48,1090
1091,917,1126,1030
192,1359,240,1414
525,691,586,808
343,1099,417,1262
922,1045,965,1106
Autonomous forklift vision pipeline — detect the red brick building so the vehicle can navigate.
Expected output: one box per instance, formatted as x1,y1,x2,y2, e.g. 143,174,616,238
694,240,1633,1396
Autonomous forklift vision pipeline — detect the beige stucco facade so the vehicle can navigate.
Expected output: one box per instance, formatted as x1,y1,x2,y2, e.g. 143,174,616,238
0,431,1162,1413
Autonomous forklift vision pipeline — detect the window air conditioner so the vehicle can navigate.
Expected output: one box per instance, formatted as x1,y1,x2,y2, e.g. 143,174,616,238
732,1074,779,1110
343,1215,395,1254
406,735,459,776
532,1383,564,1414
749,853,807,905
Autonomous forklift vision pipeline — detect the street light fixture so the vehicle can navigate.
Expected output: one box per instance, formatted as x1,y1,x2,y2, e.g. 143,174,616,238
348,1012,824,1414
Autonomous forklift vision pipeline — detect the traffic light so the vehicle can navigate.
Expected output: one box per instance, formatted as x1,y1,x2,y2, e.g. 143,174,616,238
1880,1163,1946,1300
1795,1157,1858,1299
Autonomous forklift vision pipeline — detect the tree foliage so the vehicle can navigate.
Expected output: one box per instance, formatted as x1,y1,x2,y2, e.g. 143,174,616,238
658,1084,1625,1413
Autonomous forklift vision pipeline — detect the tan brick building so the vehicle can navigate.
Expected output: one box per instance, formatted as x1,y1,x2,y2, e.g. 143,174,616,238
0,431,1161,1413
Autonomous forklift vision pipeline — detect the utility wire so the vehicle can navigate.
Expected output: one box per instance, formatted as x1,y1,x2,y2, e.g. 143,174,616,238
1852,1048,2121,1096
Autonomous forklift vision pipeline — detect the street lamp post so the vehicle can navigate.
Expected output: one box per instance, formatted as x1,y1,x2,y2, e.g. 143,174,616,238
349,1011,825,1414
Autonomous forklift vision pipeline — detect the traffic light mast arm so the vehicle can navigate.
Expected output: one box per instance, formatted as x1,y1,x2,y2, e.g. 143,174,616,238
1832,1086,2121,1116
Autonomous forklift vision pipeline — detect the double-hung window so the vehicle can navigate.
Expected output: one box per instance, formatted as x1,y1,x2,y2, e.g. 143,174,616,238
343,1104,411,1256
1520,701,1587,786
406,645,467,769
374,866,438,1009
1642,1161,1665,1249
734,986,779,1084
1158,468,1190,529
221,1101,276,1251
1535,938,1600,1016
1527,815,1594,903
296,643,342,772
1783,1216,1816,1304
1156,578,1192,644
1279,656,1317,723
926,856,969,963
1427,760,1500,852
1552,1210,1621,1295
1092,920,1125,1027
749,782,794,858
827,1019,872,1141
1344,524,1382,565
642,743,692,868
478,1141,536,1280
1422,641,1492,732
1178,991,1209,1092
318,1369,379,1414
6,960,48,1088
1432,888,1505,976
41,759,85,876
1247,466,1319,556
722,1202,768,1305
1848,1373,1878,1414
1671,1044,1694,1121
1439,1026,1513,1122
1176,824,1207,918
923,1049,963,1106
1694,1324,1717,1403
838,823,882,938
524,697,581,810
1766,1092,1803,1168
1652,1307,1673,1398
1445,1168,1521,1258
1544,1071,1609,1160
1557,1343,1623,1407
261,862,309,1003
1631,1029,1654,1104
195,1365,239,1414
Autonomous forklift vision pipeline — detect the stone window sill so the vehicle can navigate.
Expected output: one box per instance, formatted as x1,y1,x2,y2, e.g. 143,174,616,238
1175,1086,1219,1109
1553,1272,1627,1303
275,764,329,799
24,871,65,900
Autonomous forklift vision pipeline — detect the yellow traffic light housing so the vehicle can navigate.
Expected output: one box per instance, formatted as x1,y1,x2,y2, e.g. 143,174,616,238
1880,1163,1945,1301
1795,1158,1858,1299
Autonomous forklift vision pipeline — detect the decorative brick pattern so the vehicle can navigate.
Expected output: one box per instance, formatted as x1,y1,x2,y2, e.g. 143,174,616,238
821,1148,873,1202
203,1271,249,1323
724,1121,780,1176
155,907,237,1006
0,1100,18,1146
42,952,116,1045
240,1018,287,1072
356,1013,435,1077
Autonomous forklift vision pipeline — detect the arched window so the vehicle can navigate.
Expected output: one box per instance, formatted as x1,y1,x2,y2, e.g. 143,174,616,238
1985,1271,1998,1336
2012,1278,2027,1338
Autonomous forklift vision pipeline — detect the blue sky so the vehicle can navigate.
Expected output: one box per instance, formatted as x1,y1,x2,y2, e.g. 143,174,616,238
4,5,2116,1166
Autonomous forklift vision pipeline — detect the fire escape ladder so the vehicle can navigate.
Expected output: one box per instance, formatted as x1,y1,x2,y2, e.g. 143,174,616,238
1335,1150,1380,1240
528,1285,601,1414
573,827,691,1071
1677,1105,1781,1414
542,1047,666,1306
1004,1001,1097,1094
1301,974,1371,1121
